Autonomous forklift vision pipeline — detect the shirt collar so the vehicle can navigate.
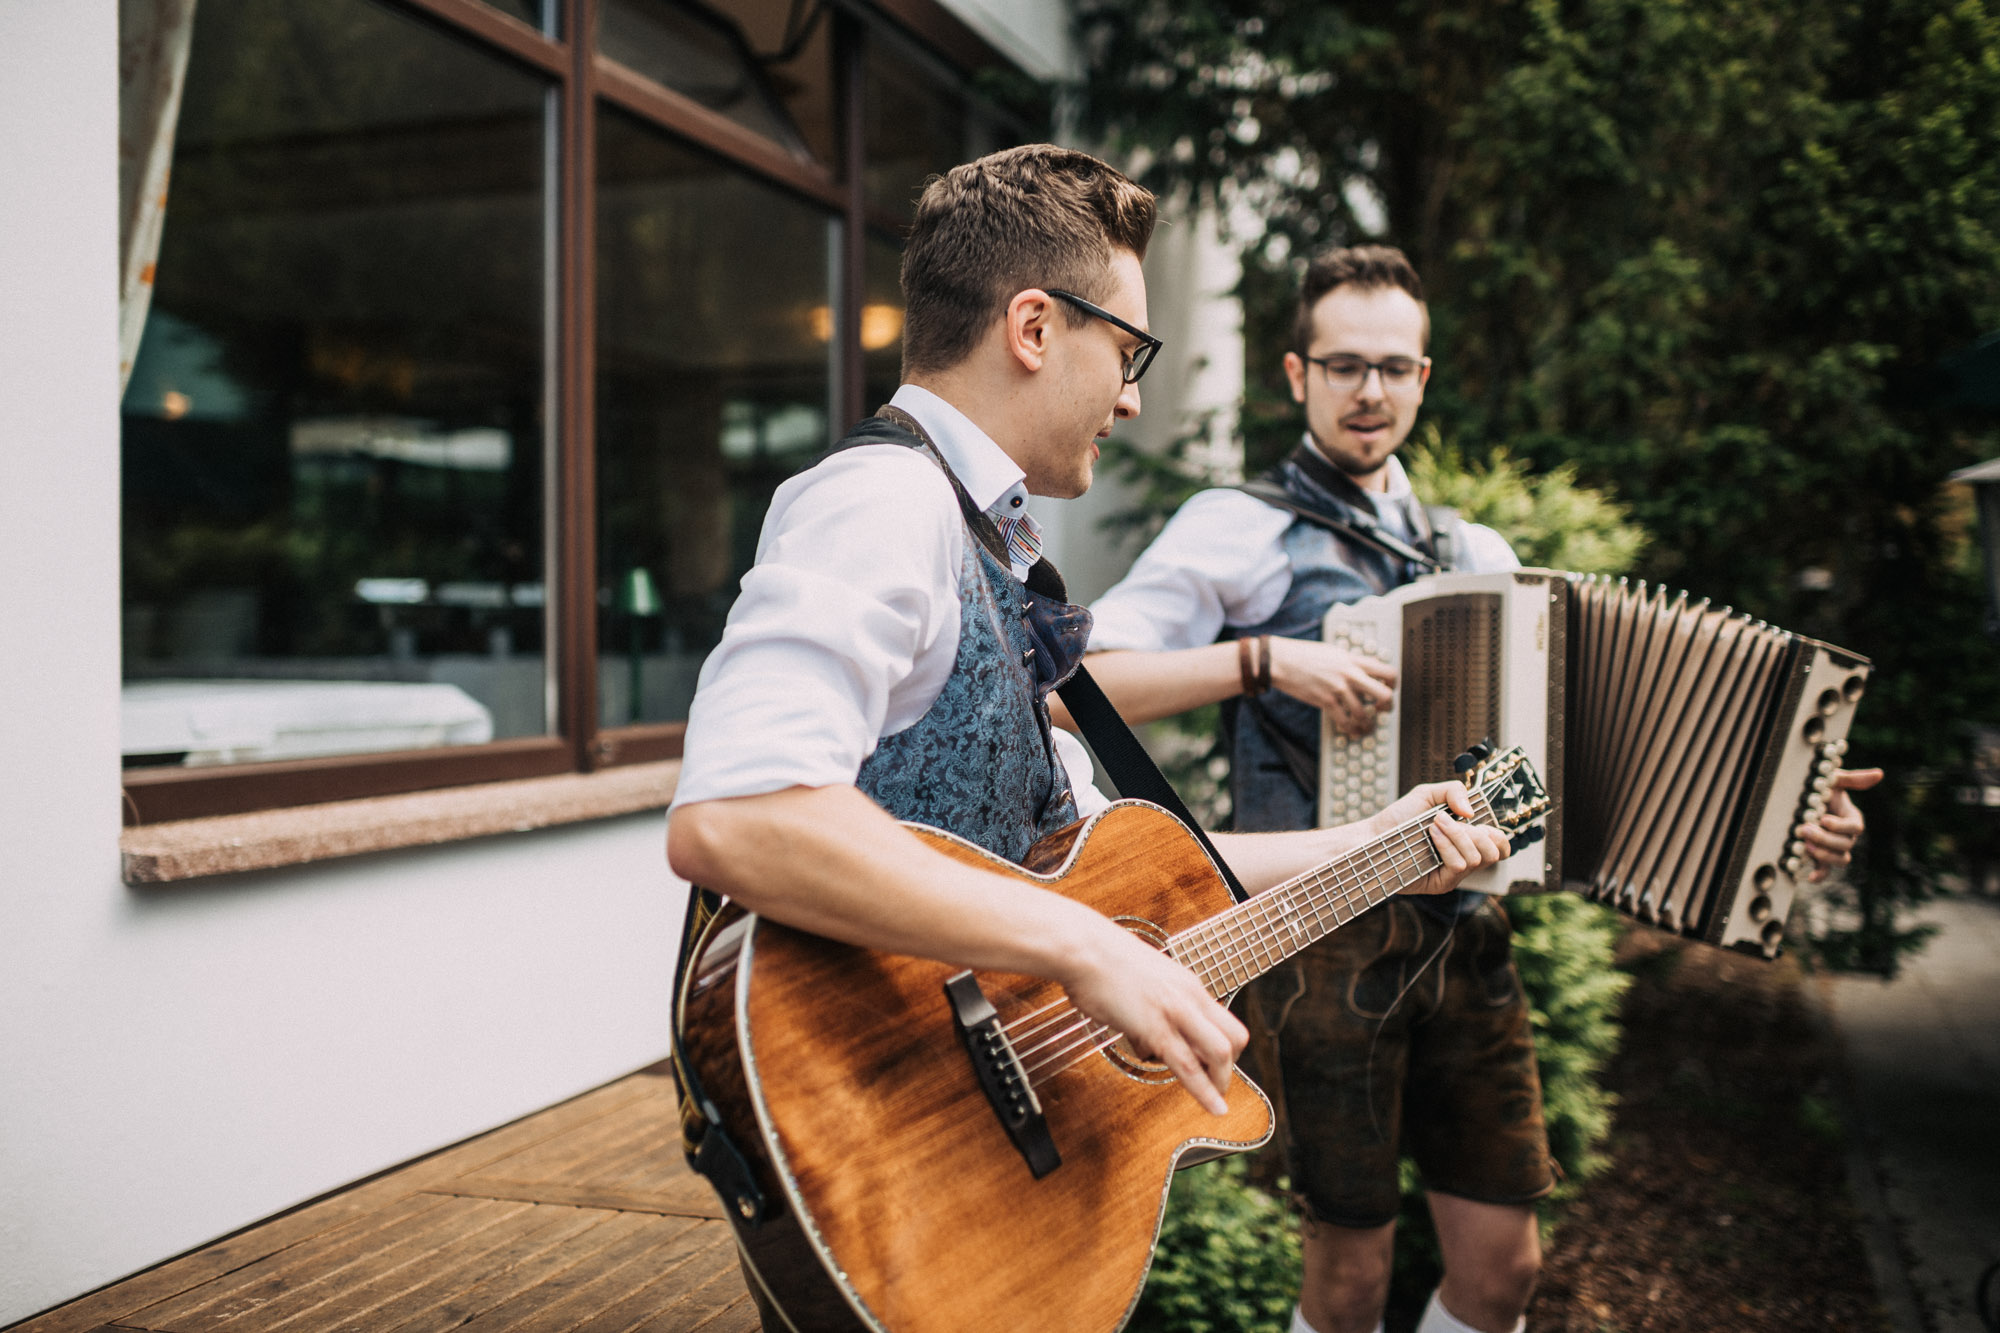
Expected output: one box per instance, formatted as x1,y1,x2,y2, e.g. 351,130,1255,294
1301,430,1413,509
891,384,1031,517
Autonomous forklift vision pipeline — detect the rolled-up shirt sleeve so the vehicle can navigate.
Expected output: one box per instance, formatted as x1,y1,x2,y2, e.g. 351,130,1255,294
673,448,962,806
1088,489,1295,651
1458,521,1521,573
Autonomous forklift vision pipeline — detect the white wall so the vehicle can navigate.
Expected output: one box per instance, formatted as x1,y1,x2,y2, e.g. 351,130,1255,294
938,0,1079,82
0,7,682,1322
1035,196,1246,606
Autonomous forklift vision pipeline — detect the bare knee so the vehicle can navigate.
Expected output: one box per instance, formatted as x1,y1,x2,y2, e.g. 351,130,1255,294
1442,1245,1540,1326
1431,1196,1541,1331
1300,1218,1395,1333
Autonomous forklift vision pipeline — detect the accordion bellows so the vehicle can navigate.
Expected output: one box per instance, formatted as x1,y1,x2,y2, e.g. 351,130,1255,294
1318,570,1870,958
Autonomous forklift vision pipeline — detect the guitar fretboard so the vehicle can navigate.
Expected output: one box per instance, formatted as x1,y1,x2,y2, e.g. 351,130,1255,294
1166,790,1499,998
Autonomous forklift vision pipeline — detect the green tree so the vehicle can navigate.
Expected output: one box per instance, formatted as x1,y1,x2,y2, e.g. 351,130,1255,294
1082,0,2000,971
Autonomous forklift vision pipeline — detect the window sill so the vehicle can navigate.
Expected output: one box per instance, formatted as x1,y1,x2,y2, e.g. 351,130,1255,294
120,761,680,885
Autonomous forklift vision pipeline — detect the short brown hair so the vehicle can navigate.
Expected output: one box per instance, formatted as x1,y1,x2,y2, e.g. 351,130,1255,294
1292,245,1429,353
900,145,1156,377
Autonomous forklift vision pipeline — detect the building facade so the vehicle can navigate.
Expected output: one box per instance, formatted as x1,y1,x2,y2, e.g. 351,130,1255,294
0,1,1239,1323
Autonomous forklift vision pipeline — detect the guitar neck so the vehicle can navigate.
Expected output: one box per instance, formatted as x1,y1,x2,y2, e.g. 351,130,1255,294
1168,790,1500,999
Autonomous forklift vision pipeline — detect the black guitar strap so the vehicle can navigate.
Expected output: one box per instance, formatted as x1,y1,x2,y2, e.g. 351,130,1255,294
1058,662,1247,903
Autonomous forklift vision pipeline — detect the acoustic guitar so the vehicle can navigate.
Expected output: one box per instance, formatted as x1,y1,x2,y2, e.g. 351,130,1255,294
677,746,1549,1333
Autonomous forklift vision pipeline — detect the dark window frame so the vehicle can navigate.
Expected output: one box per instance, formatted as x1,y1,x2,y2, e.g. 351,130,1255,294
121,0,1033,825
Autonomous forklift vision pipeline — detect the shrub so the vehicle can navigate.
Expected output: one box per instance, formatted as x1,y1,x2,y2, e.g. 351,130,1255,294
1132,1155,1302,1333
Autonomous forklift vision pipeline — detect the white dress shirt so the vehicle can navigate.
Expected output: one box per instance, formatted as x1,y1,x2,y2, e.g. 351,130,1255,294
672,384,1111,815
1089,442,1519,652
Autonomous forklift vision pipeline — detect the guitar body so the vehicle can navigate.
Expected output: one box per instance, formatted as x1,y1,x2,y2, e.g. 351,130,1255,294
679,801,1275,1333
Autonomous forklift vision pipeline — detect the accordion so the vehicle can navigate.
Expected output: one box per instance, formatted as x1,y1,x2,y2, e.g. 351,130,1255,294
1316,570,1871,957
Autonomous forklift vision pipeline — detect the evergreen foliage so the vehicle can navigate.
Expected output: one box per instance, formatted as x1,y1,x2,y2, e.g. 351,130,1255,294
1132,1156,1302,1333
1402,429,1648,574
1082,0,2000,972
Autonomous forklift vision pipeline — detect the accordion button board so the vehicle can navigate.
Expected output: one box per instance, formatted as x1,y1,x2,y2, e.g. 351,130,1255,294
1319,569,1871,958
1319,571,1564,897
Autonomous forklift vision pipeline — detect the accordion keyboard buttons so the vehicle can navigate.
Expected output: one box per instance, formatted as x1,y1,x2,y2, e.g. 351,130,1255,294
1322,625,1396,825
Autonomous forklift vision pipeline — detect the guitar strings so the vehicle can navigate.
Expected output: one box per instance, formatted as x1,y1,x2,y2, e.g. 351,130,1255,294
1007,814,1451,1076
1013,788,1506,1080
1014,833,1437,1080
1007,796,1498,1083
1003,787,1501,1076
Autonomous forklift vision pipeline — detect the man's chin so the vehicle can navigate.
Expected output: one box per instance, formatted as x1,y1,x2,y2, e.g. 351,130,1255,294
1329,437,1398,476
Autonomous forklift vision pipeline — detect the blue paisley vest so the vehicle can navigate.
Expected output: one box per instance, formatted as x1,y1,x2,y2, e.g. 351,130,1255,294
842,414,1091,866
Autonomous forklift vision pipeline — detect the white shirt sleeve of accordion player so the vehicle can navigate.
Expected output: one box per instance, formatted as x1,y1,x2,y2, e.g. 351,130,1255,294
1087,488,1296,651
1456,521,1522,573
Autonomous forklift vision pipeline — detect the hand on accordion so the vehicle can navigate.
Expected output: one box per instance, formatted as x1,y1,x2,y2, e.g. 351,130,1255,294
1797,767,1883,882
1267,636,1397,738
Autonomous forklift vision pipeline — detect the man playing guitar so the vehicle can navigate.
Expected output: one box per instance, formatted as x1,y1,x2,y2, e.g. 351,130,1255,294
667,145,1511,1328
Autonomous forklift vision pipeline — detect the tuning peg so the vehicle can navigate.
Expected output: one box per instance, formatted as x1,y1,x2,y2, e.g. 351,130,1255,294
1508,826,1546,854
1453,751,1479,775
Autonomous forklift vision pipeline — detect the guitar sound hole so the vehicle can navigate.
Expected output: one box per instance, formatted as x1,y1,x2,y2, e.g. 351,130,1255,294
1105,1037,1176,1083
1102,915,1178,1084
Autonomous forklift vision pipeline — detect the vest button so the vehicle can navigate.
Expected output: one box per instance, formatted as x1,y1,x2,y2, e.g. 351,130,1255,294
1022,646,1036,666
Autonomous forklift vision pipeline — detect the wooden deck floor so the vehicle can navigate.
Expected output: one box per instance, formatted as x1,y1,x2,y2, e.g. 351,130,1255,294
12,1062,759,1333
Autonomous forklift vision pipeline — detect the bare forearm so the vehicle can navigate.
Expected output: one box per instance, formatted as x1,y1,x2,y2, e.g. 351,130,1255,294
667,785,1101,979
1050,645,1244,730
1212,782,1512,898
1208,826,1362,894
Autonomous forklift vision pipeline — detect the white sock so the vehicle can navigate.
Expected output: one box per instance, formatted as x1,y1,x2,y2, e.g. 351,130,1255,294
1289,1305,1381,1333
1416,1288,1524,1333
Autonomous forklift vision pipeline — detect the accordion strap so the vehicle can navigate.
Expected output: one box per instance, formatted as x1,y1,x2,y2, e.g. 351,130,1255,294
1236,441,1461,574
1236,478,1452,573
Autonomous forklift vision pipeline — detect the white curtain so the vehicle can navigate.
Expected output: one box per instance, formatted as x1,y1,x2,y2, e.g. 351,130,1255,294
118,0,199,393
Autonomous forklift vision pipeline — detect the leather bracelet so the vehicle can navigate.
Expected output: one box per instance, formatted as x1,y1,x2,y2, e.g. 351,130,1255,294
1255,634,1273,695
1238,637,1260,696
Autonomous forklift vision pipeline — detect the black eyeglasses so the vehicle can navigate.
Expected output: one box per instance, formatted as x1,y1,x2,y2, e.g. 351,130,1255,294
1303,354,1430,392
1046,289,1162,385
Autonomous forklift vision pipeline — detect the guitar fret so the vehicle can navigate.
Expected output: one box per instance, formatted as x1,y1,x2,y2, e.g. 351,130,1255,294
1168,760,1531,1006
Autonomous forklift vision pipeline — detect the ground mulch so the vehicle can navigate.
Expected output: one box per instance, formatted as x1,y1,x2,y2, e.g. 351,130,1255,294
1527,930,1891,1333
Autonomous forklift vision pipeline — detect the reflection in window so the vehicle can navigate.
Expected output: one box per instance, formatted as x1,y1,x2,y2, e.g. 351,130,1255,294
863,232,907,414
863,28,968,216
595,109,835,727
120,0,550,767
598,0,834,165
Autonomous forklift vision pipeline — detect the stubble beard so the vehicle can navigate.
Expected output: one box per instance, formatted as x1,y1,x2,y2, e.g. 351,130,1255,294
1311,424,1398,485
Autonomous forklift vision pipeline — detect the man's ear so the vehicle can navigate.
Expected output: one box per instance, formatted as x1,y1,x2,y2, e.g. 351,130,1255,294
1282,350,1308,404
1004,289,1056,373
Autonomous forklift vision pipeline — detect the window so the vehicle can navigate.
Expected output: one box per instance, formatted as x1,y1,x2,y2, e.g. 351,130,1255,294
119,0,1032,823
594,110,835,729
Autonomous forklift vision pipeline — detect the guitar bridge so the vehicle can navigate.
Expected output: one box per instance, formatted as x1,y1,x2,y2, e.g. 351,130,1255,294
944,971,1061,1179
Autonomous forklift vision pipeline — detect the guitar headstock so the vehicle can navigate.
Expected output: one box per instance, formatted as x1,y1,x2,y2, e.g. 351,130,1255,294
1459,743,1551,851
